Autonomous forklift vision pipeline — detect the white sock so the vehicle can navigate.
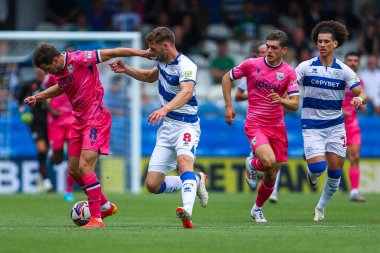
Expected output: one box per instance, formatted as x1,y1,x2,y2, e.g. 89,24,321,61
274,170,281,192
101,201,111,211
317,176,340,210
181,179,197,213
164,176,182,193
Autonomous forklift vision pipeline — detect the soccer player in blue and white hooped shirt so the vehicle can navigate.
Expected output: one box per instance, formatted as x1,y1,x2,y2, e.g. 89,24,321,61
296,21,367,221
109,27,208,229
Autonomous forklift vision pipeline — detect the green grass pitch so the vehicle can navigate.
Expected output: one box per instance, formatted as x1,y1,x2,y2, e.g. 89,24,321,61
1,192,379,253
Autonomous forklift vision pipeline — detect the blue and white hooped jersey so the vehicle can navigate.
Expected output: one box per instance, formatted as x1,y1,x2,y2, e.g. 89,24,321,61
156,52,198,123
296,57,360,130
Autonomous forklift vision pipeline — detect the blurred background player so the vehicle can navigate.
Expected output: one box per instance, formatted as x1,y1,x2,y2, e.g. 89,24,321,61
343,51,366,202
25,44,149,228
222,30,299,222
45,72,76,202
17,67,53,193
109,26,209,229
234,42,281,203
296,21,368,221
45,45,76,202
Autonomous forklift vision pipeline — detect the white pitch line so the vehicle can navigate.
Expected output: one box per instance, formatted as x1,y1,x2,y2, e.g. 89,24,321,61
0,224,380,230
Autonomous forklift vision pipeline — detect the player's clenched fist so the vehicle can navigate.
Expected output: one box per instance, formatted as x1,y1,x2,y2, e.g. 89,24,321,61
24,95,37,107
109,60,128,74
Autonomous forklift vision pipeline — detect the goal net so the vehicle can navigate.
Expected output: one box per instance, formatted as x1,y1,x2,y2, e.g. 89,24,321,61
0,31,142,193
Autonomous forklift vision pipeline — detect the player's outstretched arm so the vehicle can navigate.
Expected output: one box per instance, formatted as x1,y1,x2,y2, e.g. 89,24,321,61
351,85,368,109
24,84,63,107
109,60,158,83
99,48,152,62
222,72,236,125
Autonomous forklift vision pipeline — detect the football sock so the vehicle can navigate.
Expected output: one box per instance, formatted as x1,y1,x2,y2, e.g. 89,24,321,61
250,157,265,171
38,152,48,179
316,169,342,210
273,170,281,193
74,177,87,195
157,176,182,193
65,169,76,193
101,201,111,211
82,172,102,219
308,161,327,177
349,167,360,190
180,171,197,214
255,179,275,207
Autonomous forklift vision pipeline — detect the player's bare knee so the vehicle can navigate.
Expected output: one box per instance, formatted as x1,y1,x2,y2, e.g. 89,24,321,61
260,157,276,170
146,181,161,193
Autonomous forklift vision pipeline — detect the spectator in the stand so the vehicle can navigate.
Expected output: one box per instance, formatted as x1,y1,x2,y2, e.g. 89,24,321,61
112,0,142,31
234,1,260,42
210,39,235,85
70,11,92,32
45,0,78,27
167,0,188,26
358,1,376,26
156,11,171,28
87,0,111,31
17,68,53,192
304,0,326,35
289,26,311,63
278,0,305,35
359,55,380,115
325,0,361,37
0,41,18,114
358,22,379,57
181,13,204,55
188,0,208,38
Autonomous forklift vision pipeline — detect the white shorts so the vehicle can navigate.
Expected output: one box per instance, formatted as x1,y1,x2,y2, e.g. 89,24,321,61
303,124,347,159
148,118,201,174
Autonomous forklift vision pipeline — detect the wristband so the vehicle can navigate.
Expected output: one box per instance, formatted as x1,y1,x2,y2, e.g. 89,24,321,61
356,96,363,104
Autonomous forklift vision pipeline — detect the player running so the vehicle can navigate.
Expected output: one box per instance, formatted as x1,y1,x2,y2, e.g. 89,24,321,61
234,42,282,203
222,30,300,222
295,21,367,221
342,52,366,202
109,27,208,229
25,44,149,228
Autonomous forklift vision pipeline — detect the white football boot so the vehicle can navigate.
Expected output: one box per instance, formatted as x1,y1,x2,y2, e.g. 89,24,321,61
313,207,324,221
251,207,267,222
196,172,209,208
245,153,258,191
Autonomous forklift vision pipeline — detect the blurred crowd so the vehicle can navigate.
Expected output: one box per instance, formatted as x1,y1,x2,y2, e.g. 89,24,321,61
1,0,380,118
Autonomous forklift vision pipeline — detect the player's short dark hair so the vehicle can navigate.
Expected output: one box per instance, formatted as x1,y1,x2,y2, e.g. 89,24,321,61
266,30,289,47
32,44,60,67
311,20,349,48
345,51,360,59
145,27,175,45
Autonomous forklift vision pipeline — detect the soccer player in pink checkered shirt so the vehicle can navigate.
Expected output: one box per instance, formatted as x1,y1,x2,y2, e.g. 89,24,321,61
222,30,300,222
25,44,149,228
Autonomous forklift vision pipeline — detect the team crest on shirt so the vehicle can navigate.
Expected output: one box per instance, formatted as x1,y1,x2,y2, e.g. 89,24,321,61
276,72,284,81
251,136,257,146
333,70,342,79
312,68,318,74
184,71,192,78
67,64,74,74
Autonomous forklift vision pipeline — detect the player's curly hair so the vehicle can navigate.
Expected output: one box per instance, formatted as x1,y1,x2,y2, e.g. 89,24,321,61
311,20,349,48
